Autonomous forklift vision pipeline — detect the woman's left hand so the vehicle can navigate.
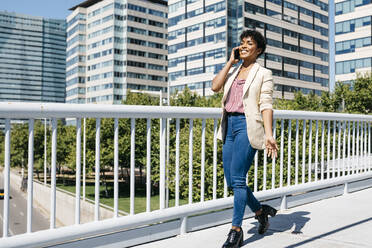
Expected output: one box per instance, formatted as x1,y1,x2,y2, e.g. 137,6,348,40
265,136,278,159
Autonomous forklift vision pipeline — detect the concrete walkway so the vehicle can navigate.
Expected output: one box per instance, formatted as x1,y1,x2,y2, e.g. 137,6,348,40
136,187,372,248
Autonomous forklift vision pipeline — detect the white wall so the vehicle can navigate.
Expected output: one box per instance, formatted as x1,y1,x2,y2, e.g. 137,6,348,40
10,170,115,227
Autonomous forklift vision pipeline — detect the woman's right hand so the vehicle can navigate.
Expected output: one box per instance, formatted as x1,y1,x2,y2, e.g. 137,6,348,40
229,46,240,65
212,47,240,92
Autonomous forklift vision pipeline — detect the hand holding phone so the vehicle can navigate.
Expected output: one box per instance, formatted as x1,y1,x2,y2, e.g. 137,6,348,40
234,49,240,60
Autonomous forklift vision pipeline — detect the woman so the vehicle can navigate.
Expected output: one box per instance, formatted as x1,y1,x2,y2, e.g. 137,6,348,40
212,30,279,248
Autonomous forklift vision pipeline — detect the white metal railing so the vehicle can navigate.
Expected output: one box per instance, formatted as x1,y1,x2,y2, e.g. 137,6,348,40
0,102,371,247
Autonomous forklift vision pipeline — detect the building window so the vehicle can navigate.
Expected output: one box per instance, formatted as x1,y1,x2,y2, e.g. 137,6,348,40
128,15,146,24
336,16,371,35
128,4,146,13
336,57,372,74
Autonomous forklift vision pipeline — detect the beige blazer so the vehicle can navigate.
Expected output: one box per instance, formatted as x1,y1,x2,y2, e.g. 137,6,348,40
216,62,274,150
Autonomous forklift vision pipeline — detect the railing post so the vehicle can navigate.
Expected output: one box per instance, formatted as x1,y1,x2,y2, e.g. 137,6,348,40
333,121,337,178
160,118,166,209
146,118,152,211
175,118,180,206
295,119,299,185
337,121,342,177
75,118,81,224
308,120,313,182
27,119,34,233
83,117,86,200
130,118,136,214
342,121,346,176
347,121,351,175
188,119,193,204
3,119,10,237
44,118,47,185
287,119,292,186
254,152,258,192
50,118,57,229
356,121,360,173
321,120,325,180
314,120,319,181
352,121,356,174
180,216,188,235
302,119,307,183
272,119,277,188
327,120,331,179
281,195,287,210
114,118,119,217
280,119,284,188
368,123,371,171
201,119,206,202
344,182,349,195
213,118,217,200
95,118,100,221
364,122,367,172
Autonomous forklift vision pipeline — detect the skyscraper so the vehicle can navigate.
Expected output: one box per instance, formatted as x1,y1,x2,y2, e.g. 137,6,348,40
335,0,372,85
168,0,330,99
0,11,66,103
66,0,168,105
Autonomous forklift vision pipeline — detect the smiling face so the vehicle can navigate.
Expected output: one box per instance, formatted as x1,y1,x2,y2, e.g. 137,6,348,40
239,36,261,61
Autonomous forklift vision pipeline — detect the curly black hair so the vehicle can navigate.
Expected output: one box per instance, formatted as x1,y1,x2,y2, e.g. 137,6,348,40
240,29,266,57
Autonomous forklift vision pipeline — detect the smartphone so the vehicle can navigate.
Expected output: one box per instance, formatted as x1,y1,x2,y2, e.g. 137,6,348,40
234,49,240,60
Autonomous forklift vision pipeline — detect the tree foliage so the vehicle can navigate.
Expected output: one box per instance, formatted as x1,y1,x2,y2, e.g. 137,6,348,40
274,72,372,114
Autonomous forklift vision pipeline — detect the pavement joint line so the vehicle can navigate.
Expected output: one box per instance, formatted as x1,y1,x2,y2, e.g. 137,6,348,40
251,229,368,248
280,217,372,248
280,232,370,248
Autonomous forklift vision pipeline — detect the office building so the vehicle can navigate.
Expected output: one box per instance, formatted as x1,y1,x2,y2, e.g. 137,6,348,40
0,11,66,102
168,0,330,99
66,0,168,104
168,0,227,96
335,0,372,85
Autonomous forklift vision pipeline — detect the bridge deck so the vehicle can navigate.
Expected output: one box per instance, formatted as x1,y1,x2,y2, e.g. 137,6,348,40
136,187,372,248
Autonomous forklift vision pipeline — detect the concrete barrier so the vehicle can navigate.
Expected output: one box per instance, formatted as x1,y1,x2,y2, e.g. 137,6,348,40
10,170,116,226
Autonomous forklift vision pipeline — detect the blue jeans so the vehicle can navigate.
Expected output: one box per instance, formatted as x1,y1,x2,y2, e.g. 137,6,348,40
223,114,261,227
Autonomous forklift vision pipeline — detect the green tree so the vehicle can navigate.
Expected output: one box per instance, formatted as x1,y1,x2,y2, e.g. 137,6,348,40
345,72,372,114
10,123,28,169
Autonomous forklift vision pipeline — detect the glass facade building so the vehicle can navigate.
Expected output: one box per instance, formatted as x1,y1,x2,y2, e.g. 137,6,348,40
0,11,66,102
168,0,329,99
66,0,168,105
335,0,372,84
168,0,227,96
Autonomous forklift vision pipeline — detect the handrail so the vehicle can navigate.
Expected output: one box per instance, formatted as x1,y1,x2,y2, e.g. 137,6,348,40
0,102,371,121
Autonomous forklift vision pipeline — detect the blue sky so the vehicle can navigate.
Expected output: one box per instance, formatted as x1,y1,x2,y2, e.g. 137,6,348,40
0,0,335,91
0,0,83,19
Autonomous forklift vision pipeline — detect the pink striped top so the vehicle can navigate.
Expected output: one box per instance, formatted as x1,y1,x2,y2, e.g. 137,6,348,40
224,77,245,113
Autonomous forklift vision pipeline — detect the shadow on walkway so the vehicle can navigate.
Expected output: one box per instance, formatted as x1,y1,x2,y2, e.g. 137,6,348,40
284,217,372,248
243,211,311,246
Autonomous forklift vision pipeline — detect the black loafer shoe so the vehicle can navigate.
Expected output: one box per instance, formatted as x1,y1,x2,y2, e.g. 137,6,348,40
222,228,243,248
255,204,277,235
262,204,277,217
